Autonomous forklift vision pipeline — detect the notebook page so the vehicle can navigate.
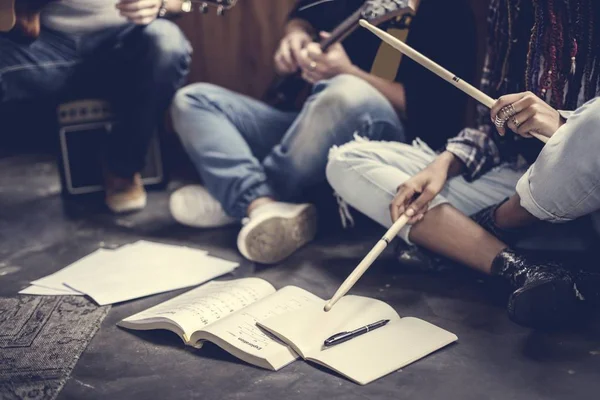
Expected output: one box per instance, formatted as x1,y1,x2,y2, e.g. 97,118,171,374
257,295,400,358
196,286,322,370
311,317,458,385
259,297,457,385
119,278,275,339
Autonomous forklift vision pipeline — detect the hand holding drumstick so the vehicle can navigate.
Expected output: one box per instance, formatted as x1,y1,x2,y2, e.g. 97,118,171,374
358,19,552,144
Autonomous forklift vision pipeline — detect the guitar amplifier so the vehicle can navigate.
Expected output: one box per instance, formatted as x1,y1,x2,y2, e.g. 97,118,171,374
57,99,164,196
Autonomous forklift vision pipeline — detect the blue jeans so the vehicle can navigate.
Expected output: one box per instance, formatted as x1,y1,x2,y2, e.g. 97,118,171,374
0,19,192,177
326,97,600,244
171,74,406,219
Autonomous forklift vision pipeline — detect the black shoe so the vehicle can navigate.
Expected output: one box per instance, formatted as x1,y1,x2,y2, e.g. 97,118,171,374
492,248,581,329
470,199,523,246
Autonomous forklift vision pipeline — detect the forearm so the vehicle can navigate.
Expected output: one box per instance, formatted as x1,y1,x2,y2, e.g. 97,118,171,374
346,65,406,115
433,151,465,178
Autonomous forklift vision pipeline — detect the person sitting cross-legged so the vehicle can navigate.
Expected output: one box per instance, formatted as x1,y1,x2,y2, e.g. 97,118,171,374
326,0,600,329
169,0,476,264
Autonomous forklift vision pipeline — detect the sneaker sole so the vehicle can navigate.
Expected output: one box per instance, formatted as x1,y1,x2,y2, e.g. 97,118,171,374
238,204,317,264
507,278,579,329
106,195,147,214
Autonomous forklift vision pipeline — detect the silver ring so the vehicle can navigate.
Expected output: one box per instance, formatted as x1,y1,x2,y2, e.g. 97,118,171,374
512,116,520,128
500,104,515,120
309,61,317,70
494,115,507,128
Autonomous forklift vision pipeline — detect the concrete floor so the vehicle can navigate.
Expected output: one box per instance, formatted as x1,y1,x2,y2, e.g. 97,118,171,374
0,153,599,400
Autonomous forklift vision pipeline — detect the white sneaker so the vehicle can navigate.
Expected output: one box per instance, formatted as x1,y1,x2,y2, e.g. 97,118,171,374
237,202,317,264
169,185,237,228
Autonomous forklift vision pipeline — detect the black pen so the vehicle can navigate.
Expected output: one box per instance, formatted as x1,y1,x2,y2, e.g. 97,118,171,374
323,319,390,347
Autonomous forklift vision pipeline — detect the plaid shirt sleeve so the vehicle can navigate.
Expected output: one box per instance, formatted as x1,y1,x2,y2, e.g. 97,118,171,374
444,50,503,182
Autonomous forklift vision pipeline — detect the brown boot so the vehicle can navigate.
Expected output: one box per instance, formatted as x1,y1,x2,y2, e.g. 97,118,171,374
105,172,147,214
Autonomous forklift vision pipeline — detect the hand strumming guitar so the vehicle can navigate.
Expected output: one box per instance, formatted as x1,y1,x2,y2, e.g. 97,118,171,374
274,23,312,76
299,32,354,85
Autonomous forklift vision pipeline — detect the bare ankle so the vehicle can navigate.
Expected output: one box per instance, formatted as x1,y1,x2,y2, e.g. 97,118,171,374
247,197,276,216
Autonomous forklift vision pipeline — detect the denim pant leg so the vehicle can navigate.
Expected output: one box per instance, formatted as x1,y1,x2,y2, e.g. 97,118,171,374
0,29,79,103
262,74,406,201
516,97,600,223
80,20,192,177
171,83,298,219
326,139,522,244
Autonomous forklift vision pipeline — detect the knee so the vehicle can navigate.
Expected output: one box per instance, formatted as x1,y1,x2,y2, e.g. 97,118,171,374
139,19,192,72
553,98,600,172
315,74,397,121
326,140,377,188
171,83,224,135
171,82,226,112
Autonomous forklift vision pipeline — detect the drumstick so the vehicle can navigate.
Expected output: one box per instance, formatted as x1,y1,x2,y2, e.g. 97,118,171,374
324,214,410,312
359,19,549,144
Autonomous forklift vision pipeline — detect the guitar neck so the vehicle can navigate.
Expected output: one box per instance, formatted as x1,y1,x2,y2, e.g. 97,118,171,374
319,6,364,51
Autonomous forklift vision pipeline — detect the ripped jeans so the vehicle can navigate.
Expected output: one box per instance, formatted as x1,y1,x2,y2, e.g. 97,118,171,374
171,74,405,219
326,97,600,244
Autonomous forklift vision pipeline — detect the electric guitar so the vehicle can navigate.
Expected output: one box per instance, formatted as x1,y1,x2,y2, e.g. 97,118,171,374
263,0,416,111
0,0,239,41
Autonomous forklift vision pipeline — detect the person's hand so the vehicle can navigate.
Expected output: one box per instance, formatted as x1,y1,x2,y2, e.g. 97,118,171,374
298,32,354,84
274,29,312,75
490,91,566,139
390,154,454,224
116,0,162,25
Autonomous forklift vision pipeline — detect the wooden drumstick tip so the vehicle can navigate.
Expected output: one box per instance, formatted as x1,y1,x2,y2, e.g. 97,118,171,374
323,303,333,312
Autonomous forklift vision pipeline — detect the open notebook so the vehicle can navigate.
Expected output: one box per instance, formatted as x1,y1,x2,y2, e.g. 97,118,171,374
258,295,458,385
117,278,322,370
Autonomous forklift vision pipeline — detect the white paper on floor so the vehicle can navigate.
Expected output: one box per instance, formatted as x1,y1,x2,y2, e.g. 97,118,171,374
21,241,239,305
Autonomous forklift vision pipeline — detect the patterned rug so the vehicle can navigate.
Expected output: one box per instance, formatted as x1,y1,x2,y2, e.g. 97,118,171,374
0,296,110,400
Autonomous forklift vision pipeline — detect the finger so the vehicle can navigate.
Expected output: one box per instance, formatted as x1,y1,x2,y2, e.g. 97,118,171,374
408,201,430,224
319,31,331,39
289,36,308,64
297,48,312,70
120,8,158,22
510,92,538,114
490,92,528,122
275,53,295,74
505,107,535,135
515,118,538,139
389,198,400,224
406,187,438,217
394,184,417,220
276,49,296,74
280,40,295,65
305,42,323,60
390,187,413,223
116,0,157,12
124,14,158,24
